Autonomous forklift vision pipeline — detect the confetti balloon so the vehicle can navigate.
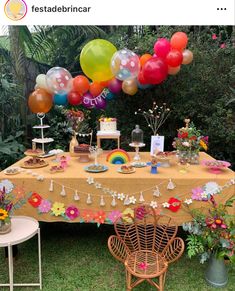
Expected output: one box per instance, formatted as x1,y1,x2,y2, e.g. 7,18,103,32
28,88,53,113
80,39,117,82
111,49,140,81
46,67,73,94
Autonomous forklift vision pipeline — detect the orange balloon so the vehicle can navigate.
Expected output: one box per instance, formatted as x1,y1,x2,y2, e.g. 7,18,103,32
139,54,152,67
168,66,181,75
73,75,90,94
89,82,104,97
99,79,111,87
28,88,53,114
170,32,188,51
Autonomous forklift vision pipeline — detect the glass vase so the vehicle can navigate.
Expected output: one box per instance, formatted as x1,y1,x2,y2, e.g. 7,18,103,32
0,219,11,234
190,151,199,165
178,151,191,164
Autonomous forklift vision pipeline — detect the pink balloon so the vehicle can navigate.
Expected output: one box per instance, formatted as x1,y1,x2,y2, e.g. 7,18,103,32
154,38,171,59
82,92,95,109
108,78,122,94
95,96,107,110
142,57,168,84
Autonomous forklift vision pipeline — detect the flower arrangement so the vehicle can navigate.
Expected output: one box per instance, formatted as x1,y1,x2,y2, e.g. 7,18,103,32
173,119,208,152
135,102,170,136
65,110,84,133
0,187,13,226
183,195,235,264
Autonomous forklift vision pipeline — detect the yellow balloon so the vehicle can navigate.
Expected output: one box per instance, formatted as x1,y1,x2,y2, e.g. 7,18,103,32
122,79,138,95
80,39,117,82
182,49,194,65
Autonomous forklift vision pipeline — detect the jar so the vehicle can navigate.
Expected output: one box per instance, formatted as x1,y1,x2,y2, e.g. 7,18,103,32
0,219,11,234
131,125,143,144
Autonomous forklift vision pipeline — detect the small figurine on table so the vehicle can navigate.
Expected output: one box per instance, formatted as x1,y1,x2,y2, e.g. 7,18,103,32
59,156,70,169
148,157,161,174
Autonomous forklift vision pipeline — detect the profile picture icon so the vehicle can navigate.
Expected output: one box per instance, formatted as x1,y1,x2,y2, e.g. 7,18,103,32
4,0,27,21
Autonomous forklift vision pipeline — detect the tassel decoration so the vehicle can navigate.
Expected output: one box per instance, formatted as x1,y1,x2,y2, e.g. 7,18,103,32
60,185,66,197
100,195,105,207
111,196,117,207
153,186,161,197
139,192,145,203
49,180,54,192
73,190,80,201
86,194,92,205
167,179,175,190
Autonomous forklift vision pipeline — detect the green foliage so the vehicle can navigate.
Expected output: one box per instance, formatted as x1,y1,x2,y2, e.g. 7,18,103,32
186,235,205,258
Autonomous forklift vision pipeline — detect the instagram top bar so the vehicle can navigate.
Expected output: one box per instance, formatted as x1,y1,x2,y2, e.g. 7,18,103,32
1,0,235,25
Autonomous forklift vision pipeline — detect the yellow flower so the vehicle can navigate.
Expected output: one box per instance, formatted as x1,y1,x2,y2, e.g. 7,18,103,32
122,208,134,223
200,140,208,151
51,202,65,216
0,209,8,220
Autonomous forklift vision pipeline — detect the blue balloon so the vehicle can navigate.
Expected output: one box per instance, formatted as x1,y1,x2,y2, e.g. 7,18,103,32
54,92,68,105
137,81,151,90
106,91,116,101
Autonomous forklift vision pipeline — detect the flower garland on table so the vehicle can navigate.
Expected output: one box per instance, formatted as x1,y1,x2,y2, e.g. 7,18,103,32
25,177,235,224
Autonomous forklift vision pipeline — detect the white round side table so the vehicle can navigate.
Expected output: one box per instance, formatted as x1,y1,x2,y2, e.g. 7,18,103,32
0,216,42,291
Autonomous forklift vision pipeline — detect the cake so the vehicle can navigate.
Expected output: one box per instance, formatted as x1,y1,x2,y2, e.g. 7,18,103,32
74,144,90,153
99,118,117,132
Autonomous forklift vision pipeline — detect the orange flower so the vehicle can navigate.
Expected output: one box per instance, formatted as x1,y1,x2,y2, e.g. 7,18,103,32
13,186,25,199
200,140,208,151
81,210,94,222
93,210,106,224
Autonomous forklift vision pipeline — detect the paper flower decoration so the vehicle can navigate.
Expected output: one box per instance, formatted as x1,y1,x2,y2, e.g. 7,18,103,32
81,209,94,222
117,193,125,200
191,187,204,201
51,202,65,216
204,182,220,197
108,210,122,223
28,192,42,208
150,201,158,209
168,197,181,212
135,206,146,220
13,186,25,199
38,199,52,213
94,210,106,224
162,202,170,208
66,205,79,220
122,208,134,223
0,179,14,194
184,198,193,205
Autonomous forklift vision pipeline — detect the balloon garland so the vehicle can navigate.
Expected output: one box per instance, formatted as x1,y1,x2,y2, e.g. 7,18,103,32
28,32,193,113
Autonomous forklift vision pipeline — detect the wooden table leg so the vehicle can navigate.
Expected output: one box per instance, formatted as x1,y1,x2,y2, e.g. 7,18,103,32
97,137,101,148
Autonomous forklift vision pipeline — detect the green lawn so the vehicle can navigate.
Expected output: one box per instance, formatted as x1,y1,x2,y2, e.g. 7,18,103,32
0,223,234,291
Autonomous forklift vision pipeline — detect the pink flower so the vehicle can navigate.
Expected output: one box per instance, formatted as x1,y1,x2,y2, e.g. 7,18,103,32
108,210,122,223
191,187,203,201
135,206,146,220
220,43,226,49
212,34,217,40
138,262,148,270
66,205,79,220
38,199,52,213
221,224,227,229
211,223,217,229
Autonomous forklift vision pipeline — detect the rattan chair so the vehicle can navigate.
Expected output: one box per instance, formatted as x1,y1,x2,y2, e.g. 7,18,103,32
108,205,184,291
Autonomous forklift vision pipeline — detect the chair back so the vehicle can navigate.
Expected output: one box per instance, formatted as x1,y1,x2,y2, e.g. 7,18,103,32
114,205,178,253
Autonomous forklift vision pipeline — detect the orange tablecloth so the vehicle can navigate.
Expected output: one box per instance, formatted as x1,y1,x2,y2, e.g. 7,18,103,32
0,152,234,225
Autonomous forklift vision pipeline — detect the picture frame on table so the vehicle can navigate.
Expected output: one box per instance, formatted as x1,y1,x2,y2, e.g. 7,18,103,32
150,136,164,155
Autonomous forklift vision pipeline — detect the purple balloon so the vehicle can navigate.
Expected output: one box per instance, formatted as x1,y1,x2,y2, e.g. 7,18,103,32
95,96,107,110
82,92,95,109
108,78,122,94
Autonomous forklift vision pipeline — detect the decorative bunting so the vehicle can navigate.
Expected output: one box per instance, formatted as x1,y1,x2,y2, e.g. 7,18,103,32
100,195,105,207
49,180,54,192
124,195,130,205
86,194,92,205
73,190,80,201
139,192,145,203
111,196,117,207
167,179,175,190
153,186,161,197
60,185,66,197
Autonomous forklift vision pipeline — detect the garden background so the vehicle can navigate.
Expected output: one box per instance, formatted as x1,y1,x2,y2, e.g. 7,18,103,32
0,25,234,169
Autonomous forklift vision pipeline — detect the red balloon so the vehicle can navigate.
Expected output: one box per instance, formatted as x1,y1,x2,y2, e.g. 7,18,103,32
138,70,148,85
166,50,183,67
154,38,171,59
142,57,168,84
67,91,82,105
73,76,90,94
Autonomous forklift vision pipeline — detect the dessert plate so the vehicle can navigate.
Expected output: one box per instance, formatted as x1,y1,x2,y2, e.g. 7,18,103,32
84,164,108,173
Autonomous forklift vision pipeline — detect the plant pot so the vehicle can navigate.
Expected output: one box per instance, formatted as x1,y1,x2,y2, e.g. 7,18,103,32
205,255,228,287
0,220,11,234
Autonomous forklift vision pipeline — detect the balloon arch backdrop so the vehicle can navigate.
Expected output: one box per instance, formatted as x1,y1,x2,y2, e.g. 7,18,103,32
28,32,193,113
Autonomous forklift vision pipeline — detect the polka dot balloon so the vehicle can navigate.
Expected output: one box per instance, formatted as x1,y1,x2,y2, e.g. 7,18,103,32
46,67,73,94
111,49,140,81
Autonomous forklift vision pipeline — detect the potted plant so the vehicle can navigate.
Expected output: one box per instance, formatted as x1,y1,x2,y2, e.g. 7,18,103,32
0,187,13,234
183,195,235,287
173,119,208,164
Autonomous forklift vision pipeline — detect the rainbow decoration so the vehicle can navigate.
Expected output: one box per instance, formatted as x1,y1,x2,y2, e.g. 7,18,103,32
106,149,131,164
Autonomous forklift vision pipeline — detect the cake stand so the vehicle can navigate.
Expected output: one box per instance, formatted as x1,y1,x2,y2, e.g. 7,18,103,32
32,113,54,156
129,143,145,161
21,150,49,169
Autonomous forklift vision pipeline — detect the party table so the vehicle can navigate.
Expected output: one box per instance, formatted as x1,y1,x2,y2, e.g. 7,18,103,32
0,152,234,225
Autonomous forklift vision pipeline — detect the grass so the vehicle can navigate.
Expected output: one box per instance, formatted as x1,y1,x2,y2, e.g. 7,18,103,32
0,223,234,291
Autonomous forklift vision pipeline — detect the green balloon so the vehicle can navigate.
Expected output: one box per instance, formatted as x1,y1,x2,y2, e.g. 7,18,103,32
80,39,117,82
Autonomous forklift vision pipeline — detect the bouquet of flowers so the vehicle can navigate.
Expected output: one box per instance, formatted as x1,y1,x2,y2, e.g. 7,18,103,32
183,195,235,263
135,102,170,136
0,187,13,225
65,110,84,133
173,119,208,152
